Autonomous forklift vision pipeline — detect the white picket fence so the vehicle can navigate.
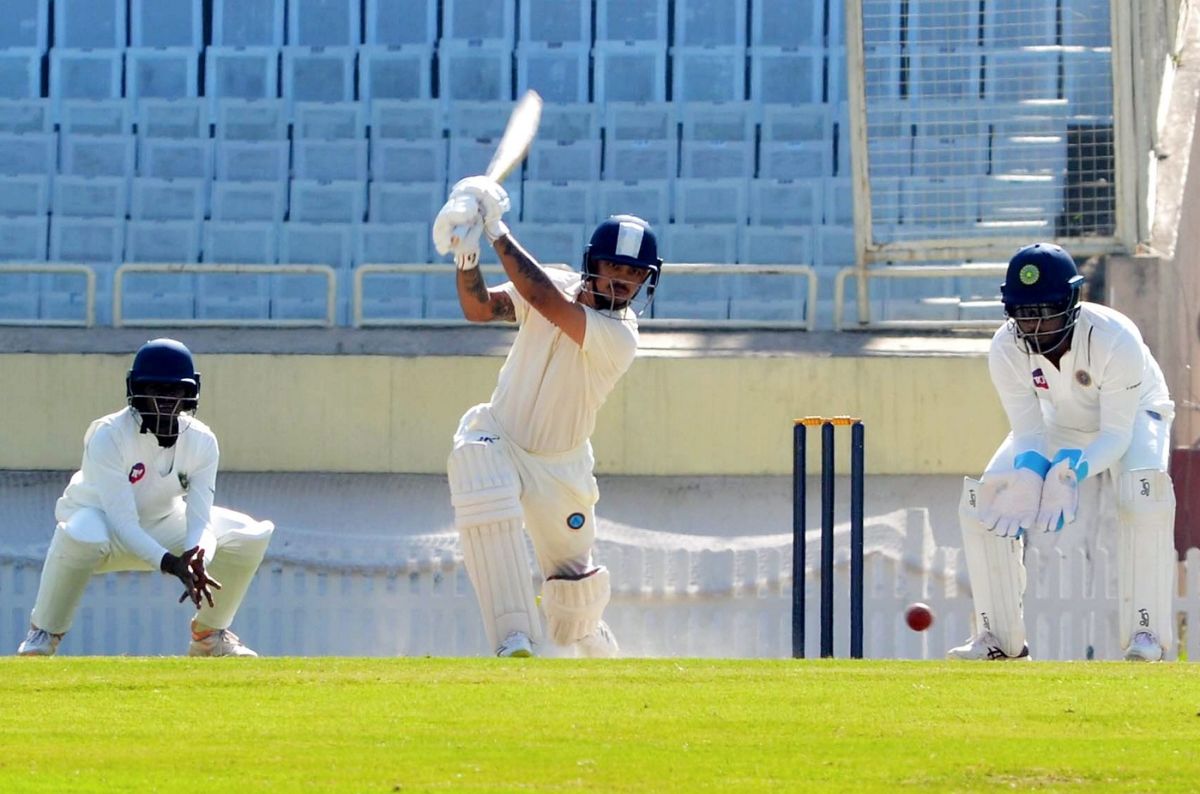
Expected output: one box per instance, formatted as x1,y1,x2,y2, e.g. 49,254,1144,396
2,507,1199,659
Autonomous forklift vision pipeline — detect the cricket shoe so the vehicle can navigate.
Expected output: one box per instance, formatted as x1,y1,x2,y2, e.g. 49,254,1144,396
576,621,619,659
189,626,258,657
1124,631,1163,662
946,631,1031,661
17,626,63,656
496,630,534,658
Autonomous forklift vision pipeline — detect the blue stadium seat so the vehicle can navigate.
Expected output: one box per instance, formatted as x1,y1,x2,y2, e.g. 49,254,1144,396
752,0,823,47
750,47,823,104
136,98,208,139
815,225,855,268
59,100,133,136
294,102,366,139
909,50,983,102
0,0,49,51
282,46,356,113
0,216,48,261
663,223,738,264
593,42,667,103
1062,50,1113,119
901,176,980,227
40,270,95,322
509,222,586,265
205,47,280,111
212,181,288,222
438,41,514,104
212,0,285,47
121,271,197,322
675,178,748,225
138,138,214,182
730,270,811,322
520,181,596,225
203,220,277,263
125,219,201,263
366,0,438,46
289,0,361,47
130,177,206,222
368,181,443,224
369,138,447,183
672,46,747,103
443,0,516,45
740,225,811,265
271,270,333,321
604,140,677,182
1061,0,1111,48
749,178,821,227
0,99,52,134
369,99,443,140
356,222,430,264
595,0,668,44
60,135,135,180
0,51,40,100
130,0,202,49
54,0,125,48
289,180,366,224
0,133,56,176
197,272,269,320
539,103,600,143
280,222,354,269
449,136,504,182
358,270,425,320
526,140,601,181
909,0,980,49
293,139,369,182
53,176,127,219
359,46,435,104
0,175,50,216
516,43,590,104
214,140,289,182
125,48,200,103
0,271,38,319
596,180,670,228
50,216,124,264
215,98,288,140
984,0,1058,48
50,49,124,109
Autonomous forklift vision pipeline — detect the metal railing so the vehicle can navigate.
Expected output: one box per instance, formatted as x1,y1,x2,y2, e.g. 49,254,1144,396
833,263,1007,331
354,263,820,331
0,263,95,327
114,263,338,328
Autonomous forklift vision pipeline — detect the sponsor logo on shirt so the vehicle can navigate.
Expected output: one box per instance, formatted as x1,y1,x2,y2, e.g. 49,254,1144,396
1074,369,1092,387
129,462,146,484
566,512,586,530
1031,368,1049,390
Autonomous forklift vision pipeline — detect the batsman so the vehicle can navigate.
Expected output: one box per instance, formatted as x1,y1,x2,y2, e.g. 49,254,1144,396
432,171,662,658
951,243,1176,662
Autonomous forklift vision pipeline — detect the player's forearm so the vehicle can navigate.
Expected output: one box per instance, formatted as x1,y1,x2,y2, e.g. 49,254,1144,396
494,234,559,311
456,266,492,321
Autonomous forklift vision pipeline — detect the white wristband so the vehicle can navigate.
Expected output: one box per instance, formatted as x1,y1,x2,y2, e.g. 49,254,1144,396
485,219,509,243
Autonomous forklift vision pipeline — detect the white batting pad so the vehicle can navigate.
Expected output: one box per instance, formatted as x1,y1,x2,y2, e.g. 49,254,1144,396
1116,470,1177,652
447,436,523,529
460,520,543,651
541,566,611,646
30,516,111,634
959,478,1027,656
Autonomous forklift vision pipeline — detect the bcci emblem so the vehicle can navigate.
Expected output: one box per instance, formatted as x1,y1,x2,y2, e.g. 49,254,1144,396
566,512,586,530
178,472,189,490
1019,264,1040,285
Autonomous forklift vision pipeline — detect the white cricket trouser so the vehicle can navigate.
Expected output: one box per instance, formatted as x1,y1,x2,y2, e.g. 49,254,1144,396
30,505,274,635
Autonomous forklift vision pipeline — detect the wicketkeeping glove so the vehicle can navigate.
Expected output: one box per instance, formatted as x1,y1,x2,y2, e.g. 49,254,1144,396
1033,449,1088,533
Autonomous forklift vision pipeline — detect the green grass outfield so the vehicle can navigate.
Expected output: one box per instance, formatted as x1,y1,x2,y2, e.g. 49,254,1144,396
2,658,1198,792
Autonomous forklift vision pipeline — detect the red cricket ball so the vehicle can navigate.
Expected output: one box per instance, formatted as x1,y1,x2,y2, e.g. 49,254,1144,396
905,602,934,632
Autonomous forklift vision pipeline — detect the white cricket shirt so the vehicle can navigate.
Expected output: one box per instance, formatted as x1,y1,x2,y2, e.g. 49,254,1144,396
55,408,220,566
988,301,1172,477
489,268,639,454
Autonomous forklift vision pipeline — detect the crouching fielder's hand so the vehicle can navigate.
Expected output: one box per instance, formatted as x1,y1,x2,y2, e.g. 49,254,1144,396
161,546,222,608
978,468,1043,538
1033,450,1087,533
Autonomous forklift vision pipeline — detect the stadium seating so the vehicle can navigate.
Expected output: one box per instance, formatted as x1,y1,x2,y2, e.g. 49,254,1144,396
0,0,1114,327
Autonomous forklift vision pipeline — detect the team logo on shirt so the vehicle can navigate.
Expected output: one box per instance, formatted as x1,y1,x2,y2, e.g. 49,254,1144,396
1031,368,1049,390
128,462,146,484
566,512,586,530
1074,370,1092,387
178,473,189,490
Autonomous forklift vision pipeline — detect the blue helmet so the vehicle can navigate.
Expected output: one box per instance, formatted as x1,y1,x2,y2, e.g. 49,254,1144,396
126,338,200,437
581,215,662,313
1001,243,1084,355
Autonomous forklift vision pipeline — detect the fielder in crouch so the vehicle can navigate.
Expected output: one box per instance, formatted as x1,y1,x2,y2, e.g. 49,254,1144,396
16,339,274,657
432,175,661,657
951,243,1176,661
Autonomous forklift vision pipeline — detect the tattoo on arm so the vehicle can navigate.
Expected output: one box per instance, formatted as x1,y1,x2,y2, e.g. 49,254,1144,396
501,237,559,301
459,266,489,306
490,291,515,322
